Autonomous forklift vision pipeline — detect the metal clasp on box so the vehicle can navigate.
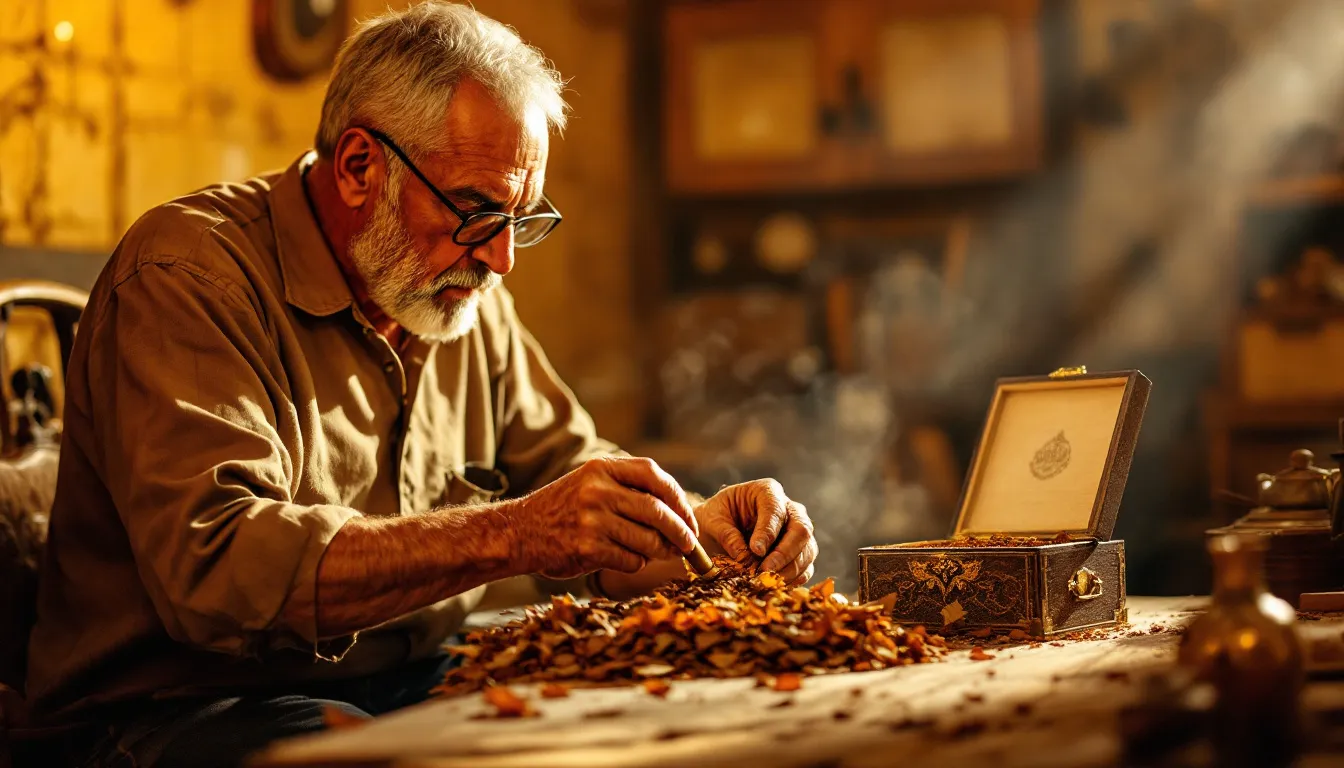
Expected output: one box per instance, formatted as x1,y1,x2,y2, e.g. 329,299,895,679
1069,566,1104,601
1049,366,1088,379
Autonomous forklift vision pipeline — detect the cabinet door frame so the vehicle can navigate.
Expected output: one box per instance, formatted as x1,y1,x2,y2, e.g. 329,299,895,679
855,0,1044,183
664,0,848,193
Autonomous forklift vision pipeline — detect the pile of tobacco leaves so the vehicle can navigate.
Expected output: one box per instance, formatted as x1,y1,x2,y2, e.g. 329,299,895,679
435,557,945,697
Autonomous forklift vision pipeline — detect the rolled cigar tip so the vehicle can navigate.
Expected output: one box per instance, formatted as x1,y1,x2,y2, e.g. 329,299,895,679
686,540,717,577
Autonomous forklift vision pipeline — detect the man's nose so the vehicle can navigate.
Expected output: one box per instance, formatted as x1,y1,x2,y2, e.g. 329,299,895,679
471,226,515,276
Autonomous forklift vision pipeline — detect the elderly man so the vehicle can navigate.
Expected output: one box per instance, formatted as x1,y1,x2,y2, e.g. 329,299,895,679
25,3,816,766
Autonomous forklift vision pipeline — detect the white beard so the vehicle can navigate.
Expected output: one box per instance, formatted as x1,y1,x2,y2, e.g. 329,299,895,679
346,169,500,342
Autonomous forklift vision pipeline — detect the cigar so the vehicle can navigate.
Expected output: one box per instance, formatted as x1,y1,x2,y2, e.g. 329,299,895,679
685,539,719,578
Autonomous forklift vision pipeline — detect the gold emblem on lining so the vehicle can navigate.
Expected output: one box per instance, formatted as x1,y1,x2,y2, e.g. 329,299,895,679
1030,430,1072,480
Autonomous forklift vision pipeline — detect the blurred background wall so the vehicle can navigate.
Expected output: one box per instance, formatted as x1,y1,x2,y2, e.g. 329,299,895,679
7,0,1344,596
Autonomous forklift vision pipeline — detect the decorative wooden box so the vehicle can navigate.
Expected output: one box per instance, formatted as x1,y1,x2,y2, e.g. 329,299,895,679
858,369,1151,636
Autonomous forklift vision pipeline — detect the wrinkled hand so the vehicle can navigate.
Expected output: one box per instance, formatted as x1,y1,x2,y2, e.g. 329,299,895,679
697,479,817,585
511,457,699,580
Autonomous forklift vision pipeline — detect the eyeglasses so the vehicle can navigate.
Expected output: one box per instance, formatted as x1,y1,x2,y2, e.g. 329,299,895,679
360,127,562,248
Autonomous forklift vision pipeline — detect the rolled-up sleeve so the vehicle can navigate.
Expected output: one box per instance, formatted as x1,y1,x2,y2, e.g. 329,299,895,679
494,294,623,493
87,258,358,658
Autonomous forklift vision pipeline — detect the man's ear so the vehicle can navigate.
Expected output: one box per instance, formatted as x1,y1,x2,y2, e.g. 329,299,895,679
332,128,382,210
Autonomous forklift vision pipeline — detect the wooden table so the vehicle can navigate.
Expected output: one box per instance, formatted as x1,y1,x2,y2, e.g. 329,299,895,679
253,598,1344,768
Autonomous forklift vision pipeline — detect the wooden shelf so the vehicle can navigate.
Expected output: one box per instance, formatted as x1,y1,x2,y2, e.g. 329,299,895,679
1248,175,1344,208
1204,394,1344,429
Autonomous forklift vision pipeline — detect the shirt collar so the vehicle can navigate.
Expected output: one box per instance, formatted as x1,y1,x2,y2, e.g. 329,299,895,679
271,151,354,317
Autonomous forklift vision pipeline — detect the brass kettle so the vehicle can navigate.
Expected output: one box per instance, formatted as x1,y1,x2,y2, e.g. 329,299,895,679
1217,448,1342,534
1209,446,1344,607
1257,449,1337,511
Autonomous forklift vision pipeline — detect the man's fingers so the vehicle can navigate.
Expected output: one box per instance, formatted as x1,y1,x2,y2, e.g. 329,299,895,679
789,562,815,587
604,457,699,538
606,514,682,562
761,511,814,574
613,487,697,555
702,503,753,562
776,535,819,583
748,480,789,557
598,543,647,575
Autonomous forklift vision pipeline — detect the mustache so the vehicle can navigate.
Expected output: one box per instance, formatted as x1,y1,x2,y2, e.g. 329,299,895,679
425,262,499,295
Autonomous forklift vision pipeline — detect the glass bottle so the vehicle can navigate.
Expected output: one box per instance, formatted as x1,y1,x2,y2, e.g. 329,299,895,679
1179,534,1303,767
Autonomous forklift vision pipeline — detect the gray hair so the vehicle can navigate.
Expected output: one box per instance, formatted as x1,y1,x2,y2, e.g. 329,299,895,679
315,2,568,158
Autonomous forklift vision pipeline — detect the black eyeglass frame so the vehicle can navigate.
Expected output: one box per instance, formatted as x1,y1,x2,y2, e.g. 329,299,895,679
358,126,562,248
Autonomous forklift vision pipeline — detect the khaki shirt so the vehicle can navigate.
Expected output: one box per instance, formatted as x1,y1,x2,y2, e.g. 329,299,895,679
26,153,617,721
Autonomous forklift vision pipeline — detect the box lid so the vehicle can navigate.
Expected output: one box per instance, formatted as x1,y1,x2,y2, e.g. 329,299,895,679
951,368,1150,541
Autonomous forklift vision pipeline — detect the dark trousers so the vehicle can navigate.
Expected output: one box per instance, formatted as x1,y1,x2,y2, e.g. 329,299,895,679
79,653,458,768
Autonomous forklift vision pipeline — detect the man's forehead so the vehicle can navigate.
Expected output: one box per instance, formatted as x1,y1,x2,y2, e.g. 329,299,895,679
446,135,544,171
427,87,549,202
431,142,546,205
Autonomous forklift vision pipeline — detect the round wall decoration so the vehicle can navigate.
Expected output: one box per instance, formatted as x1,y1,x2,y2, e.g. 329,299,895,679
252,0,350,82
753,211,817,275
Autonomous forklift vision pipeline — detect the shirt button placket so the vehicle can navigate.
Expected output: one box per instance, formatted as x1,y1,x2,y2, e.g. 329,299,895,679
390,357,409,514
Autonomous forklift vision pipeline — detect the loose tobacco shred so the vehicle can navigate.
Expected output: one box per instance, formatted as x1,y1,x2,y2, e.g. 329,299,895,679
480,685,536,718
436,557,945,697
915,532,1076,548
539,682,569,699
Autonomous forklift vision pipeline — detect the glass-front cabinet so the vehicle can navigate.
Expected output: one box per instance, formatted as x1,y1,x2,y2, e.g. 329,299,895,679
664,0,1043,193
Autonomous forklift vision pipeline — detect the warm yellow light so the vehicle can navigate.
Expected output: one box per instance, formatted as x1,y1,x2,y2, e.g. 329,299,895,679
1236,628,1259,650
53,21,74,43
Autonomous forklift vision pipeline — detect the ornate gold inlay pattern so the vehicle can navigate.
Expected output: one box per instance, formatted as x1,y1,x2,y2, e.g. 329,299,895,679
909,557,982,601
890,555,1026,621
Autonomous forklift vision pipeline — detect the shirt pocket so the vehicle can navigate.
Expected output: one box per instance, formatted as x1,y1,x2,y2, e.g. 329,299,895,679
438,462,510,506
